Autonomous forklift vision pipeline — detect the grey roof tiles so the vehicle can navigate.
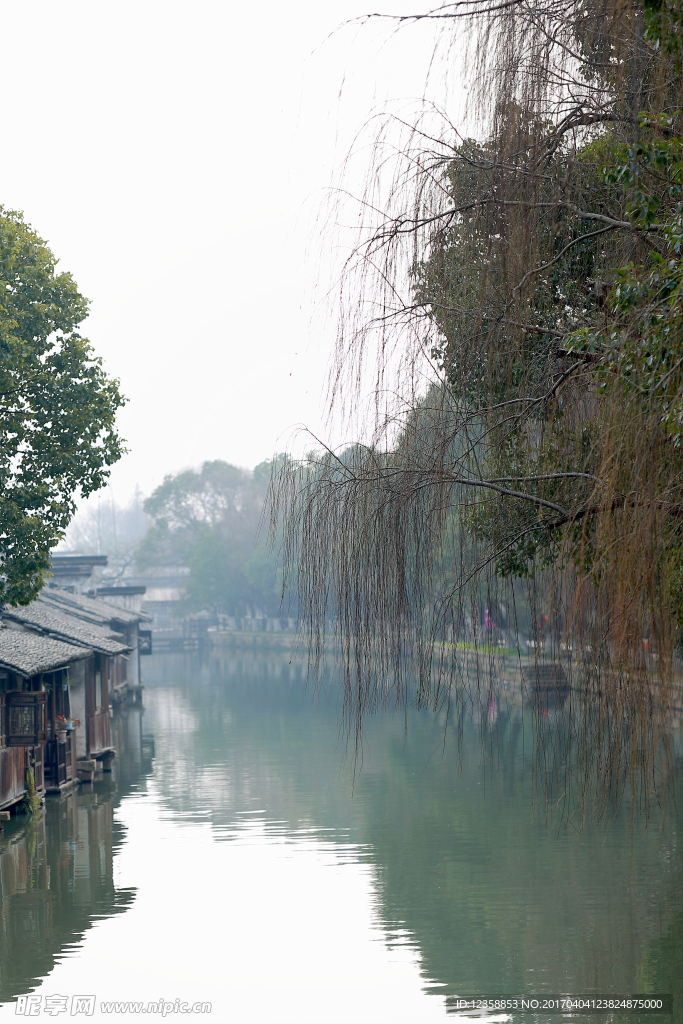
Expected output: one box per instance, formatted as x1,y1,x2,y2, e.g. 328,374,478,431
2,598,131,656
41,588,148,626
0,627,89,677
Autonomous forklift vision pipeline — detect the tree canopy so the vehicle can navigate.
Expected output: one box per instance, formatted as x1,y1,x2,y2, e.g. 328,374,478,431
272,0,683,814
0,208,125,604
139,459,285,617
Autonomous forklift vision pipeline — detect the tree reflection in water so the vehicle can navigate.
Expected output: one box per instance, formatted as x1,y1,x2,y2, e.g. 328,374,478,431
142,650,683,1009
1,652,681,1016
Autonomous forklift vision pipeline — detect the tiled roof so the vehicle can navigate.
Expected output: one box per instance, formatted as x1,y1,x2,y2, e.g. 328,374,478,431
0,626,89,677
2,599,131,656
42,588,148,626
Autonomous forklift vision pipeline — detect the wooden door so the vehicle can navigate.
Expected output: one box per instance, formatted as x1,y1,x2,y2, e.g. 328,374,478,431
30,745,44,792
45,732,76,786
87,656,111,755
88,712,111,756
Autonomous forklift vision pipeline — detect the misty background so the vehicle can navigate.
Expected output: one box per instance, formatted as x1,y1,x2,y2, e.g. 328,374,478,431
0,0,457,613
2,0,450,495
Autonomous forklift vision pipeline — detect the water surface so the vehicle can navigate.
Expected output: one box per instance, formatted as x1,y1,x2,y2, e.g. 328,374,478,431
0,649,682,1022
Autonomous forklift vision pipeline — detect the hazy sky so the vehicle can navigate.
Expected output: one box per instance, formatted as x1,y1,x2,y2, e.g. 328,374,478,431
1,0,446,505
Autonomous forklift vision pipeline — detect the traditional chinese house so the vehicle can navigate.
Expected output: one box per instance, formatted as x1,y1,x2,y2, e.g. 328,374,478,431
2,597,132,771
0,628,89,809
0,579,152,810
41,588,150,702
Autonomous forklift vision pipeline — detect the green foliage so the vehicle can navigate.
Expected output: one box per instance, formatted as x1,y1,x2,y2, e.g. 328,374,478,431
415,88,683,590
569,130,683,444
0,207,125,604
140,458,285,616
186,526,251,610
22,765,41,815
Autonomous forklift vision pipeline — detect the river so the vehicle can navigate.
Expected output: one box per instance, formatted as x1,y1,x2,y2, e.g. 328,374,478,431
0,649,682,1022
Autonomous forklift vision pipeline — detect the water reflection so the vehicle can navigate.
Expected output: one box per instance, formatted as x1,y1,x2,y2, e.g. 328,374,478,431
0,707,150,1003
140,651,683,1018
0,650,681,1023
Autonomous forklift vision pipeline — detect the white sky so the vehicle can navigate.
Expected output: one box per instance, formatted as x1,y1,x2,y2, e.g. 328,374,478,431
0,0,453,506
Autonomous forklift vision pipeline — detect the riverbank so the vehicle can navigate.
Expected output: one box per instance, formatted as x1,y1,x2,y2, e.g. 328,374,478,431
207,629,300,651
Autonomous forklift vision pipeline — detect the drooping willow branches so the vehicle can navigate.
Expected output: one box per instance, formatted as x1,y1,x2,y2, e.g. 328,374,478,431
271,0,683,821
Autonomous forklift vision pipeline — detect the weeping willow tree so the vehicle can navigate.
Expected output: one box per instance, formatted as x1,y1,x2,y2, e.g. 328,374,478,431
273,0,683,820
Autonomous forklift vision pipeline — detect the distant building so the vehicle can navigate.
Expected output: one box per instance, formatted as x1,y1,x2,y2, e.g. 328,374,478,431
96,585,147,614
108,569,189,627
49,554,109,593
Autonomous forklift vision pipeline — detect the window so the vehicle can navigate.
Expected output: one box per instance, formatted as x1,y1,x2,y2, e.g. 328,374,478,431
6,692,48,745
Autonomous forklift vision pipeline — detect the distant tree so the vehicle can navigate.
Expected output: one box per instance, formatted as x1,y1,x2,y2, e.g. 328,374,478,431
139,459,284,616
138,461,252,569
58,489,151,581
0,207,125,604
